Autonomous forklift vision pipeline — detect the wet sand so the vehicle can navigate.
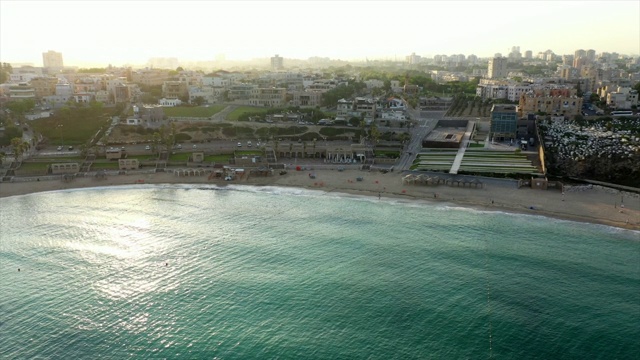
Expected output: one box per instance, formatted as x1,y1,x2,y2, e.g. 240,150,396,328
1,169,638,231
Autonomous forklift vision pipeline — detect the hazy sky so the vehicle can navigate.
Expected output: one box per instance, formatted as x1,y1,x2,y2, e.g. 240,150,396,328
2,0,639,66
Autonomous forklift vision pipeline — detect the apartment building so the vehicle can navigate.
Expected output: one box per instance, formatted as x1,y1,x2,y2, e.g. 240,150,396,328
598,86,638,109
249,87,286,107
162,81,188,99
271,54,284,70
518,90,583,118
73,93,93,103
138,104,165,126
30,77,58,99
42,50,63,72
202,76,230,87
487,57,508,79
178,71,203,87
131,69,171,87
228,84,257,101
188,86,224,104
335,97,376,123
291,91,323,107
8,83,36,101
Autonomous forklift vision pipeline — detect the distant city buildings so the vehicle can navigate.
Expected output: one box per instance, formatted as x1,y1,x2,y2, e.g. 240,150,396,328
148,57,179,70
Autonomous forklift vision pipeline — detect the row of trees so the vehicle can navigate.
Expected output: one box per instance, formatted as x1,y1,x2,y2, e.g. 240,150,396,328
149,123,177,157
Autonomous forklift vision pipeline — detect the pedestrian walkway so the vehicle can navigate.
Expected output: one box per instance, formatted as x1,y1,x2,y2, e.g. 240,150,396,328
449,121,475,174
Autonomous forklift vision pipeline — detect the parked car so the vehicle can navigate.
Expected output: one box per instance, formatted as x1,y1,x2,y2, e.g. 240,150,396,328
237,142,242,147
145,145,151,150
57,146,63,151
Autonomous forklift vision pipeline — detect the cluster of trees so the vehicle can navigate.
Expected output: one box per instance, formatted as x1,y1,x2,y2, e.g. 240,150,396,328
321,82,367,107
0,62,12,84
149,123,177,157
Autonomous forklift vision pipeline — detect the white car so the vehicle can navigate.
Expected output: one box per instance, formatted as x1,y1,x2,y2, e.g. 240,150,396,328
193,144,197,149
57,146,63,151
237,142,242,147
145,145,151,150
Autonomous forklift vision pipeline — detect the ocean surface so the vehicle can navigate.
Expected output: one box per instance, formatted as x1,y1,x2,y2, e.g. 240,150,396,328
0,184,638,359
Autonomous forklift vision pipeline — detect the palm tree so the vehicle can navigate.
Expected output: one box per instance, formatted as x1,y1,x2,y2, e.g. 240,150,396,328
10,137,23,161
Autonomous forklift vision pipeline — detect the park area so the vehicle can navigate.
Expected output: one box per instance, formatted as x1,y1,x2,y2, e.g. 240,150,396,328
162,105,226,118
30,108,111,146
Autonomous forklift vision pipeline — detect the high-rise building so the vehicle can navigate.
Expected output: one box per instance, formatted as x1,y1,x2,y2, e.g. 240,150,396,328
524,50,532,59
487,57,508,79
562,55,574,66
406,52,422,65
42,50,63,71
586,49,596,62
270,54,283,70
508,46,521,61
574,49,587,60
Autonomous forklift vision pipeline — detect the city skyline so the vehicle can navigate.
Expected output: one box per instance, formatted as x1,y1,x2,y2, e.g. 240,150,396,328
1,0,639,67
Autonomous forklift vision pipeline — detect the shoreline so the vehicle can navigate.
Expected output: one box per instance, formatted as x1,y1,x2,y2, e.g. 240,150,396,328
1,170,638,231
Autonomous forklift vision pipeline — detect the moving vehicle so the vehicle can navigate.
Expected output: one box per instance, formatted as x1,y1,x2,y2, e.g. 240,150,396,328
145,145,151,150
237,142,242,147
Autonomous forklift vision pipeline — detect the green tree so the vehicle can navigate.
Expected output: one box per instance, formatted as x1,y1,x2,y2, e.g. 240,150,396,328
151,132,162,156
170,122,177,147
10,137,25,160
370,124,380,145
0,62,12,84
192,96,205,106
6,99,36,116
0,126,23,146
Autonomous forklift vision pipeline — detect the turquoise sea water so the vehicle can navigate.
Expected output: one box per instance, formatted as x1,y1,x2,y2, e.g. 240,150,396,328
0,184,638,359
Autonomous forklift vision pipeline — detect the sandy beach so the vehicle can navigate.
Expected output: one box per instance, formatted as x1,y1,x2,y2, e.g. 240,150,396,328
1,169,638,231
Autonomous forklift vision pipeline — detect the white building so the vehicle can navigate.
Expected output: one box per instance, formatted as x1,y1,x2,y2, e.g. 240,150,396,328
202,76,230,87
159,98,182,107
507,85,532,102
364,79,384,89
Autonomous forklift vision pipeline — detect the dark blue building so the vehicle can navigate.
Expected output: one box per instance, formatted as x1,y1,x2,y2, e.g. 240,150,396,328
490,104,518,141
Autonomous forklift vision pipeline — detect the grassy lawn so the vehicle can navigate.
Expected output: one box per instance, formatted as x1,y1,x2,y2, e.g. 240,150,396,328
31,156,86,162
227,106,273,121
15,162,52,175
375,150,400,158
90,162,119,170
168,153,192,162
163,105,225,118
31,108,111,146
125,155,159,161
205,154,232,162
235,150,263,156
